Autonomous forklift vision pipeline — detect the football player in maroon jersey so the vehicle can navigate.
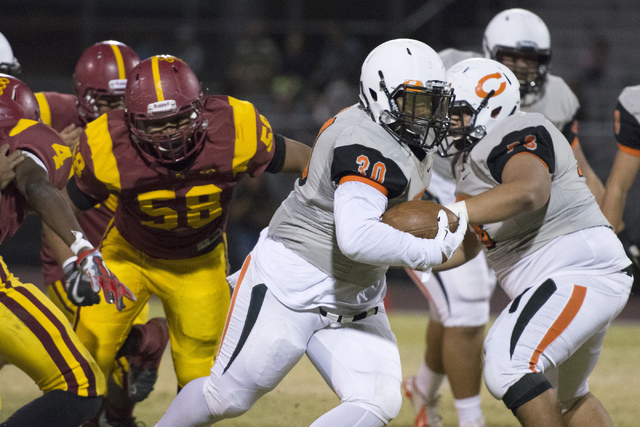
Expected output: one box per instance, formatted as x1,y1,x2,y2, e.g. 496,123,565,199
35,41,171,426
0,74,133,426
47,55,310,426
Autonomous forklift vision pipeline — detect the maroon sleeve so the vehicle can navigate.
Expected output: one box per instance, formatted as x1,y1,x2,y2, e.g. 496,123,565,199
242,105,276,178
68,131,111,206
8,120,73,190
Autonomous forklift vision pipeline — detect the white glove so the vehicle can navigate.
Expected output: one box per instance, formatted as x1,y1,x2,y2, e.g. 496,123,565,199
444,201,469,223
434,209,467,261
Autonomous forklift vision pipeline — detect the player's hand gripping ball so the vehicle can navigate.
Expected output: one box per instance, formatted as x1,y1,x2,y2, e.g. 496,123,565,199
382,200,459,239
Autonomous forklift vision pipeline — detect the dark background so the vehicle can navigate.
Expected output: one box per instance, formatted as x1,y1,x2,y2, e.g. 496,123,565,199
1,0,639,297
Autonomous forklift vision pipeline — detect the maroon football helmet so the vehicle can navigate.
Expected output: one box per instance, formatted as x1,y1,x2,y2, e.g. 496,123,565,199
0,73,40,121
73,40,140,123
125,55,207,166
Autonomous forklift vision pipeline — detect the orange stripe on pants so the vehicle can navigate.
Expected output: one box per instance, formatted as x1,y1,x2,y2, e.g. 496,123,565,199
529,285,587,372
216,255,251,359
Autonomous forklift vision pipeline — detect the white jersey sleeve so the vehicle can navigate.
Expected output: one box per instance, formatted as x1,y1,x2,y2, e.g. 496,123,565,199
522,74,580,145
334,180,442,269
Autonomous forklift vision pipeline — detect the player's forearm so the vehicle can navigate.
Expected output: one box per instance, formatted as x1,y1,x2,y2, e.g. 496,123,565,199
601,187,627,232
25,181,83,249
281,137,311,174
42,222,76,266
334,181,444,269
433,230,482,272
465,181,547,225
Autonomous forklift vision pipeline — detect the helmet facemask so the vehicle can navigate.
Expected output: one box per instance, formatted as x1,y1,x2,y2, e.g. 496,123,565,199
438,91,496,157
377,71,454,150
78,87,127,124
128,98,207,167
491,44,551,102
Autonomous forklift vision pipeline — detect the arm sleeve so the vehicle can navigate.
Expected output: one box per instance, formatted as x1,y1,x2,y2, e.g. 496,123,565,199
487,125,555,183
264,133,286,173
334,180,443,270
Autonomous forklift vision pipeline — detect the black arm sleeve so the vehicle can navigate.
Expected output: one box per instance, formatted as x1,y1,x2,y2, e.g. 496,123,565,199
265,133,287,174
66,176,101,211
487,125,555,183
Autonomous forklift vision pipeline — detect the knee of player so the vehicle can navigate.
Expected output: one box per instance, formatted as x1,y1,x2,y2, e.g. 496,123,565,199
500,372,553,415
358,380,403,423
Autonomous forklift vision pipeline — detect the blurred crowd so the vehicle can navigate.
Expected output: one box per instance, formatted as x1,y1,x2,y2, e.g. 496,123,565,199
210,19,370,271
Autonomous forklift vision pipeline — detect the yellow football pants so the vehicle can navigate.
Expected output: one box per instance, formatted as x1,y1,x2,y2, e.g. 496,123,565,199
73,226,230,388
0,257,105,398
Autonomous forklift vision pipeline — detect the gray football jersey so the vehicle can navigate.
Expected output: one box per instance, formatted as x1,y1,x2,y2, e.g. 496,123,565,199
615,85,640,153
453,111,609,274
438,48,482,70
521,74,579,140
268,104,433,286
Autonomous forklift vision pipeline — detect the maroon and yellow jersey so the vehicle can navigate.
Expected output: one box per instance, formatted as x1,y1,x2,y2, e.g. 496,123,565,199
68,95,276,259
33,91,118,286
0,119,73,244
34,92,83,133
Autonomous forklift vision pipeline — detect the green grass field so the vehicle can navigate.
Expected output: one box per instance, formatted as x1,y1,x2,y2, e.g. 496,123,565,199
1,301,639,426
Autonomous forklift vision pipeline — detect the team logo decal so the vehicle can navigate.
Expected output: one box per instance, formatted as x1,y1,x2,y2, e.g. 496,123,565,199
476,73,507,98
0,77,10,96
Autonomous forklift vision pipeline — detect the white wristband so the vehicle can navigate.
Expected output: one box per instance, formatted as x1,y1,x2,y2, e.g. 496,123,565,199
70,230,93,255
445,201,470,224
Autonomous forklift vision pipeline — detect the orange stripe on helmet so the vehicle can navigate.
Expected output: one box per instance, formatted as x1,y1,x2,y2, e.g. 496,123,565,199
151,56,164,102
110,43,126,80
476,73,506,98
404,80,424,92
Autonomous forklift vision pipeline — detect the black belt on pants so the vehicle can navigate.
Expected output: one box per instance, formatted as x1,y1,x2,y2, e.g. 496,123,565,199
319,306,379,323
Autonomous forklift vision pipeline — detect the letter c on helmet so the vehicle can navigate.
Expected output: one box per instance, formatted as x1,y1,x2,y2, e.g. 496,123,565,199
476,73,506,98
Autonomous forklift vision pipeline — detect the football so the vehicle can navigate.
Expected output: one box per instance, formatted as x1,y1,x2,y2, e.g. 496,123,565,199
381,200,459,239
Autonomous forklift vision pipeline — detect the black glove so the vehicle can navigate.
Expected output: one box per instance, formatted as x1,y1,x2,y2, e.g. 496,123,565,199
62,256,101,307
617,229,640,269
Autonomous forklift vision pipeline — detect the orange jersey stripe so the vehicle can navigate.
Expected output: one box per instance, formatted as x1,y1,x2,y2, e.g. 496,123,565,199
513,151,550,171
216,254,251,359
528,285,587,372
618,143,640,158
339,175,388,196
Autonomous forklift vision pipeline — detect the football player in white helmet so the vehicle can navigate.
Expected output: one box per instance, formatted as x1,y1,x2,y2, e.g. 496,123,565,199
402,9,605,427
155,38,466,427
0,32,21,76
482,9,551,108
437,58,631,427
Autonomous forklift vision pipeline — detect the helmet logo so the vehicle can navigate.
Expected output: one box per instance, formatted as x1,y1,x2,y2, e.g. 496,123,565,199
147,99,177,115
0,76,10,96
475,73,506,98
108,79,127,94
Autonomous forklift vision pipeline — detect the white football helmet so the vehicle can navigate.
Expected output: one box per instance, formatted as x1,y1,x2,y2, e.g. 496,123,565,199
437,58,520,157
482,9,550,105
359,38,454,150
0,32,21,76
